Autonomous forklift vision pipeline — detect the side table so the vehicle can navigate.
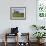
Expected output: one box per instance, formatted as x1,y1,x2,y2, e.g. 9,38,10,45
4,33,18,46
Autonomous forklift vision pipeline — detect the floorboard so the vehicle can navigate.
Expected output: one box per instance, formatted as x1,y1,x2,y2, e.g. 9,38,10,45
0,42,46,46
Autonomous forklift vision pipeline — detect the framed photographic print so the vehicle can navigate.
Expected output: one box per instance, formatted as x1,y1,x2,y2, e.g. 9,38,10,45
36,0,46,26
10,7,26,20
37,0,46,19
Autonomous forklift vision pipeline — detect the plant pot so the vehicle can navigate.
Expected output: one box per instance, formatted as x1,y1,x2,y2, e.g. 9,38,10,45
37,39,40,43
37,39,44,44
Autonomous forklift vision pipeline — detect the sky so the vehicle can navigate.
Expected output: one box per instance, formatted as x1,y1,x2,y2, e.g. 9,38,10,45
12,8,25,13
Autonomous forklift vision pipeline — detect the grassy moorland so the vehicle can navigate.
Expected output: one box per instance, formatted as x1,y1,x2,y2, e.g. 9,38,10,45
13,11,24,17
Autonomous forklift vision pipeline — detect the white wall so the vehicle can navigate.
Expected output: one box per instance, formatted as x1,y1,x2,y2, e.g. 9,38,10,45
0,0,36,34
0,0,37,42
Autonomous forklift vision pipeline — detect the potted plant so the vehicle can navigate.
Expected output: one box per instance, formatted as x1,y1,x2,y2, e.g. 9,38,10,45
33,32,46,43
40,26,45,29
32,25,39,30
32,24,45,30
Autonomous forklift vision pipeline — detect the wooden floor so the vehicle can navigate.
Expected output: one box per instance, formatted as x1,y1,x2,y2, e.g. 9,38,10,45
0,42,46,46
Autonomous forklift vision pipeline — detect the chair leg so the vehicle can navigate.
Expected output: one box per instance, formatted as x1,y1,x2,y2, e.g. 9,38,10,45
4,41,7,46
5,33,7,46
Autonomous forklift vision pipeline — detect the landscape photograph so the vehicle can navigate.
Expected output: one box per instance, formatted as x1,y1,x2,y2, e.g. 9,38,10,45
10,7,26,20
